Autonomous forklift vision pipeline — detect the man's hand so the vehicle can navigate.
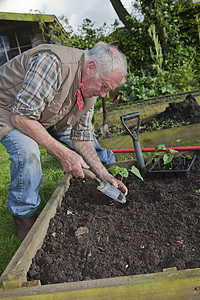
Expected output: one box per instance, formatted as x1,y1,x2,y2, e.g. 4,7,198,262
60,150,89,178
73,140,128,196
99,172,128,196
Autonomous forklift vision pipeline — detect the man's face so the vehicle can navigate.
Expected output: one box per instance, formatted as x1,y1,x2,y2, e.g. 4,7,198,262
81,61,123,98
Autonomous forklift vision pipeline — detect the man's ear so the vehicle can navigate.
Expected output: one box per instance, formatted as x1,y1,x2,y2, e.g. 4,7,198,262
87,60,97,75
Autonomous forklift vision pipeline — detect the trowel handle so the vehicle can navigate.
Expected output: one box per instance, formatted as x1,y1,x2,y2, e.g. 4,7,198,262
82,168,97,180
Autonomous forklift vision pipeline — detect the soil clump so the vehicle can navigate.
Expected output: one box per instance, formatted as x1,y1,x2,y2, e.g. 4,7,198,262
141,94,200,132
95,94,200,138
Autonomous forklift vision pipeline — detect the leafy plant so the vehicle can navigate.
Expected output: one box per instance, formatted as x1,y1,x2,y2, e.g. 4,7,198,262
148,24,163,75
146,144,171,167
146,144,193,168
119,72,177,103
108,165,143,181
179,153,193,165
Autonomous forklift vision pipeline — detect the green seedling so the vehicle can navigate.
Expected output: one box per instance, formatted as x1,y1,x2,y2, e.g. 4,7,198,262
145,144,169,167
130,165,144,181
146,143,193,168
163,148,179,165
177,153,193,165
195,189,200,194
107,165,143,181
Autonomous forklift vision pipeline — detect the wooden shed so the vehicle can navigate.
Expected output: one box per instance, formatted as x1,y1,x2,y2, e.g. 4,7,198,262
0,12,66,66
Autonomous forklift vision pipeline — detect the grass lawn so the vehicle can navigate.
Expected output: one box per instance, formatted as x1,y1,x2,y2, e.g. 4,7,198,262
0,143,64,276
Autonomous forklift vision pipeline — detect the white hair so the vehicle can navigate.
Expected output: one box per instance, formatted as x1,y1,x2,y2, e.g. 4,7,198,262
84,44,127,79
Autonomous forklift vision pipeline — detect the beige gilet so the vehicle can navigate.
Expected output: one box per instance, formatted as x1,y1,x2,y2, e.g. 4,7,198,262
0,44,96,139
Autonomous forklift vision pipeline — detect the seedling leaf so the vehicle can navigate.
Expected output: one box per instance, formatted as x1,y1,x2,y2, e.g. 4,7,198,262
107,165,121,176
168,148,178,154
119,168,129,178
155,144,167,152
130,165,143,181
163,154,174,164
146,156,155,166
186,154,193,159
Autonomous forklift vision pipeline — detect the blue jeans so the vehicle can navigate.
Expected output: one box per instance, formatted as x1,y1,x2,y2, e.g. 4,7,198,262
47,125,115,165
1,127,115,218
1,129,43,218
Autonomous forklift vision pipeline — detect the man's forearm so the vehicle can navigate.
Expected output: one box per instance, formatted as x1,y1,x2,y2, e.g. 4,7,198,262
73,140,111,180
10,114,89,177
11,115,67,158
10,115,127,194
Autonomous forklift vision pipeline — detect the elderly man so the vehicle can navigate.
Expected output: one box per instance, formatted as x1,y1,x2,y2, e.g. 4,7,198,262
0,43,128,241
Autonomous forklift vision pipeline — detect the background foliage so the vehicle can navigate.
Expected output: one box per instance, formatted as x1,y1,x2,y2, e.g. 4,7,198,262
40,0,200,102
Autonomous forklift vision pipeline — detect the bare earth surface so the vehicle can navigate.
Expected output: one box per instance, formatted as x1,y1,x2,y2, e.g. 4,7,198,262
27,95,200,285
139,94,200,132
27,153,200,285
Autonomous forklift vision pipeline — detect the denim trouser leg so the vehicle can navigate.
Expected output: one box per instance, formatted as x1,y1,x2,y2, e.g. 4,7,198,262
47,125,116,164
1,129,43,218
92,135,116,164
47,126,73,148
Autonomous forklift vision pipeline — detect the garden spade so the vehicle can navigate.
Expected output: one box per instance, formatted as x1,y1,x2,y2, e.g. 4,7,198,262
121,112,146,172
82,168,126,204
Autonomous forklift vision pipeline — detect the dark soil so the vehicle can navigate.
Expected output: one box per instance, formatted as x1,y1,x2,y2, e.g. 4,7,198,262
150,155,195,172
106,90,200,113
27,154,200,285
141,94,200,132
95,94,200,139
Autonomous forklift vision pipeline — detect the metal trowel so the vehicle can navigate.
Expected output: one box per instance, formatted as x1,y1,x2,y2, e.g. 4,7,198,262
82,169,126,204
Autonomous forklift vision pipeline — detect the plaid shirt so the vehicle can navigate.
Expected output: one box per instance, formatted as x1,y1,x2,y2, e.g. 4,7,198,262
12,52,93,141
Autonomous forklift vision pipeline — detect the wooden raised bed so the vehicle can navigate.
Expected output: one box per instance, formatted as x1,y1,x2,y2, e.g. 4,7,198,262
99,123,200,150
1,157,200,299
94,95,200,130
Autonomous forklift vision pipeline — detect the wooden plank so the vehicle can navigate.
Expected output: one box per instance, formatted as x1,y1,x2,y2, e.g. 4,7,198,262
99,124,200,150
0,174,71,289
0,269,200,299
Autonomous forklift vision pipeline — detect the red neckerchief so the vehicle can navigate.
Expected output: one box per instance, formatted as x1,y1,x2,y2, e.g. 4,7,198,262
76,82,84,110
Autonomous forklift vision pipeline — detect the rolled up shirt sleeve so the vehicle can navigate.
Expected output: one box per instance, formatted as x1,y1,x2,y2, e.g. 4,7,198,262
11,52,62,120
71,106,94,141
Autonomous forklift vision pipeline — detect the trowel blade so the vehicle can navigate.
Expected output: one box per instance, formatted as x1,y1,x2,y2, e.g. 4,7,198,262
97,181,126,204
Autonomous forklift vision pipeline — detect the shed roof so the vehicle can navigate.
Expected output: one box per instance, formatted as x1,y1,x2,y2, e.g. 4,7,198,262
0,11,68,40
0,11,57,23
